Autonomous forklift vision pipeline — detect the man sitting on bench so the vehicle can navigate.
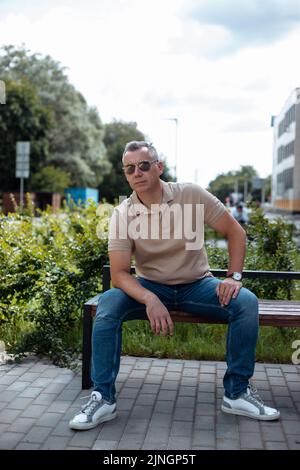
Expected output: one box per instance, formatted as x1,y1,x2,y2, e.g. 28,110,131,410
69,141,280,430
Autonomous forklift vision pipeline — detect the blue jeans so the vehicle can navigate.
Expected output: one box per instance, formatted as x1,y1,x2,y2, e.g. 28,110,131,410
91,276,259,402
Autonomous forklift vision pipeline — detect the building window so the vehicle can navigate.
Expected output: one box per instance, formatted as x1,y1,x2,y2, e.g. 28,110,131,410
277,167,294,195
278,104,296,137
277,140,295,164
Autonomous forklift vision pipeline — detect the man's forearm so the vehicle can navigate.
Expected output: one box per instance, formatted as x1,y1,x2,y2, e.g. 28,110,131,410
111,271,156,305
227,227,247,273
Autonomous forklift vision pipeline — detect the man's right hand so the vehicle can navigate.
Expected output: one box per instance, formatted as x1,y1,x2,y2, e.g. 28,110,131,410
109,251,174,336
145,295,174,337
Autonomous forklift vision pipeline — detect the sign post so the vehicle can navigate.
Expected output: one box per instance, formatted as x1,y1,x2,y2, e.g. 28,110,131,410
16,142,30,208
0,80,5,104
252,177,265,203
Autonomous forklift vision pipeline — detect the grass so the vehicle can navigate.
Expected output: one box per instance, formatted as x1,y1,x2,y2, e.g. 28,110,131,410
1,283,299,366
120,255,300,364
2,311,298,366
0,317,34,351
121,320,299,364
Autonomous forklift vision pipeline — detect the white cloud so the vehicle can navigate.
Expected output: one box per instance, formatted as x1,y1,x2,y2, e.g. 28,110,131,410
181,0,300,55
0,0,300,189
168,21,234,59
223,118,266,133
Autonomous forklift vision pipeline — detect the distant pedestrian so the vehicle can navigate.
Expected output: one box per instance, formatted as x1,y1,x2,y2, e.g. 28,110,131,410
231,202,249,225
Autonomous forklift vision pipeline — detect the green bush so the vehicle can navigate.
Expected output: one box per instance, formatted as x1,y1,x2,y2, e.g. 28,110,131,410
0,203,298,366
243,209,297,299
0,197,109,366
207,208,298,300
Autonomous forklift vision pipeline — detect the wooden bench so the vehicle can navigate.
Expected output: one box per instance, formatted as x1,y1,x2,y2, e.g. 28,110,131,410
82,265,300,389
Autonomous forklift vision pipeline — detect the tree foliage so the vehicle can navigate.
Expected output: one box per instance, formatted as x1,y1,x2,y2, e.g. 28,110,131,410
100,120,176,202
0,78,50,191
207,165,259,202
99,120,144,202
0,45,111,191
29,165,71,194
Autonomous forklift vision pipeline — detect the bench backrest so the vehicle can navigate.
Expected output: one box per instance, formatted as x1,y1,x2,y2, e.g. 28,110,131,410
102,265,300,291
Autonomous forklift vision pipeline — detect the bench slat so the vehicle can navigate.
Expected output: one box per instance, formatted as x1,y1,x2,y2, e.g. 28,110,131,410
85,297,300,327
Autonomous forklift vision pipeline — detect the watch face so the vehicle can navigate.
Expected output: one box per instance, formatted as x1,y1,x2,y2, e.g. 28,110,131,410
233,272,242,281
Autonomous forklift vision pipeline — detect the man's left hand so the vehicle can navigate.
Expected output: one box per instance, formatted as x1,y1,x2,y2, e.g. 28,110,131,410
216,278,242,307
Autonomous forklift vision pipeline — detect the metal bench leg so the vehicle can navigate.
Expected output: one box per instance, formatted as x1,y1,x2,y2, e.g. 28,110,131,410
82,305,93,389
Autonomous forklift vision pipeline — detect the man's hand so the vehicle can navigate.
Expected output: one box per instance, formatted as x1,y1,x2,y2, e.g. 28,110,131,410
216,278,242,307
145,295,174,336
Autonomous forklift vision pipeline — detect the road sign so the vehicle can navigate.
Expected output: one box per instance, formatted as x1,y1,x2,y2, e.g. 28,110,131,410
16,141,30,208
16,141,30,178
252,177,264,190
16,141,30,155
0,80,5,104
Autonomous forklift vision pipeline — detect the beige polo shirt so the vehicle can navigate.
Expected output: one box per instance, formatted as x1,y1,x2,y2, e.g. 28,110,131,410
108,180,227,284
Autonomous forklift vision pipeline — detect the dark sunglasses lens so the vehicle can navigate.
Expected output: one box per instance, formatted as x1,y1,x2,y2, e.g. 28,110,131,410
124,161,153,174
125,165,135,174
139,161,151,171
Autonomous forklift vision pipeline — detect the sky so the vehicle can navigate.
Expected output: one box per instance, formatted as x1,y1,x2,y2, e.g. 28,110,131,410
1,0,300,188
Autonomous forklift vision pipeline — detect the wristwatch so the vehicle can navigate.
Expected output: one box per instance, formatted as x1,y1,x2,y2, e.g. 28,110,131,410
226,272,242,281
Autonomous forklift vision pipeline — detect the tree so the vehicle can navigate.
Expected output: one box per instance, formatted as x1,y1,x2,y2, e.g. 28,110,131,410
159,153,177,184
0,45,111,189
207,165,258,202
0,78,50,191
100,120,175,202
99,120,145,202
29,166,71,194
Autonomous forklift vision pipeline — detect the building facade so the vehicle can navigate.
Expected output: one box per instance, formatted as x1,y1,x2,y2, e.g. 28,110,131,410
272,88,300,212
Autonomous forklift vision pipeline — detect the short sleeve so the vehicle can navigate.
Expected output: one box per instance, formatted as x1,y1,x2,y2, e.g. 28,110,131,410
108,208,133,252
191,184,227,226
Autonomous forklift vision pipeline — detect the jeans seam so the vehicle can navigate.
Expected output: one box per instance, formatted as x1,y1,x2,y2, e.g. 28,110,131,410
96,306,146,322
108,316,123,403
179,300,232,315
225,317,233,398
105,305,148,402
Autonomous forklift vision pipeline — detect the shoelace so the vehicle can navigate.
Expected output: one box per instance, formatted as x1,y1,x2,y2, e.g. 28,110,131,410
248,384,264,405
80,394,101,416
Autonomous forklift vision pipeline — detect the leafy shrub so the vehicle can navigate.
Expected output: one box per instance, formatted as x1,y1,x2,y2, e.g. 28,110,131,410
207,207,298,300
0,197,110,366
0,202,298,366
243,209,297,299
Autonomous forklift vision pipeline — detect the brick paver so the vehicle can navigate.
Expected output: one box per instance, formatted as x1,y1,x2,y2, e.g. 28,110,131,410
0,354,299,450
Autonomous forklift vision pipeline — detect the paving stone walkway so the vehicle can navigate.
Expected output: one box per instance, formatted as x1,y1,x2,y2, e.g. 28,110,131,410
0,355,299,450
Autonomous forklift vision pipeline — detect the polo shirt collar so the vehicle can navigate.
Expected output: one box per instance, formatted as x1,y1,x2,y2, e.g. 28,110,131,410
129,180,174,215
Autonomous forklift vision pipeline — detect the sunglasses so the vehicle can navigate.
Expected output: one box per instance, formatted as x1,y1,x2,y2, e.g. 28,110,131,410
122,160,158,175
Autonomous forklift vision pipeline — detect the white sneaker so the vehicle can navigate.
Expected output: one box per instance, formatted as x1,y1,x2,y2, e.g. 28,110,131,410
221,385,280,421
69,391,117,430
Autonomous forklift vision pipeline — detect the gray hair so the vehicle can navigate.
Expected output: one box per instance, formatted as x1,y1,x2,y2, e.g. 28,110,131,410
122,141,159,161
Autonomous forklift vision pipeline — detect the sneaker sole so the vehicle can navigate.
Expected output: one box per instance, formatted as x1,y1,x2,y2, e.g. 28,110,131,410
221,404,280,421
69,410,117,430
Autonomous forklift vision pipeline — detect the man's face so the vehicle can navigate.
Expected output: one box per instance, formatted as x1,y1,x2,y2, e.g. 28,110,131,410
123,147,163,193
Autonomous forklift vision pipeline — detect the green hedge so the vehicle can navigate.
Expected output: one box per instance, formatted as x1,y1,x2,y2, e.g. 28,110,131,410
0,196,110,365
0,200,298,366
